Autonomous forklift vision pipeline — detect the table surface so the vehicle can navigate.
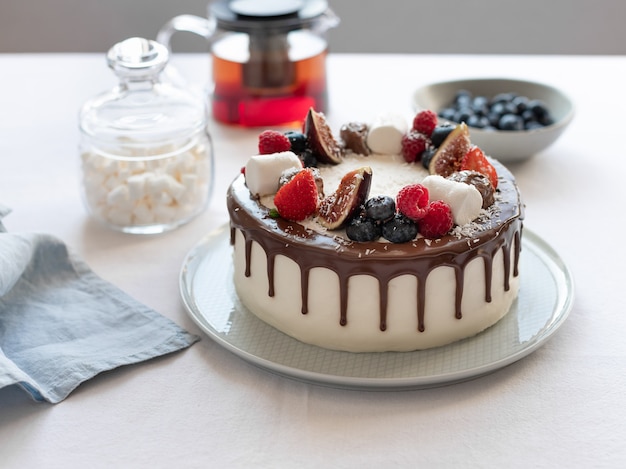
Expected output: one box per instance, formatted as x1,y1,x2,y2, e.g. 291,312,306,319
1,53,624,468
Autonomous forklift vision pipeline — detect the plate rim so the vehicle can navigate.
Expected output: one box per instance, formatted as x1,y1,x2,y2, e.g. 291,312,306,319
179,225,574,390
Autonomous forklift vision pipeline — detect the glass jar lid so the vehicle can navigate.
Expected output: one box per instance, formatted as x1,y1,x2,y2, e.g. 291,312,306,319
107,37,169,80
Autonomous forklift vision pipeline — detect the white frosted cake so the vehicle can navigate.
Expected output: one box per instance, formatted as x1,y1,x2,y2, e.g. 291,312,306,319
227,109,523,352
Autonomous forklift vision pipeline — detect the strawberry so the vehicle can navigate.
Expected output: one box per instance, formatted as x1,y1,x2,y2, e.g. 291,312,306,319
460,146,498,188
412,110,438,137
396,184,430,221
273,169,319,221
258,130,292,155
401,131,428,163
419,200,453,239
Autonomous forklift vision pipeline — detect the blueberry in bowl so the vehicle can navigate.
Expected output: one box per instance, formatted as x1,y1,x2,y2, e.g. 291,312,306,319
413,78,574,162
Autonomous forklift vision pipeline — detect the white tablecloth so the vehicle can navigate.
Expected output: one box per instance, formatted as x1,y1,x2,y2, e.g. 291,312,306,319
0,53,624,468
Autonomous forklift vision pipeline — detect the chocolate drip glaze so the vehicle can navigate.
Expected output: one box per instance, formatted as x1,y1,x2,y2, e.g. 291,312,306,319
228,161,523,333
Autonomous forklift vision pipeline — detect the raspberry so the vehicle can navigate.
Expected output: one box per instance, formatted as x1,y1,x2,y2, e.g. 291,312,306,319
419,200,453,239
401,131,428,163
412,110,438,137
273,169,318,221
396,184,429,221
258,130,292,155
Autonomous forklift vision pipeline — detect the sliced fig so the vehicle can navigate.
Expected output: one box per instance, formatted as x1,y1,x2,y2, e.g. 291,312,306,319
317,166,372,230
304,108,343,164
428,122,471,177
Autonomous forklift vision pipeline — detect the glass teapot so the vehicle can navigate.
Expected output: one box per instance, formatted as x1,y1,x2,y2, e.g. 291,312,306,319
157,0,339,127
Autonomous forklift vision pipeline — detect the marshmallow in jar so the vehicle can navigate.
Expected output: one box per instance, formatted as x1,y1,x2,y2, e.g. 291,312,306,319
79,37,213,234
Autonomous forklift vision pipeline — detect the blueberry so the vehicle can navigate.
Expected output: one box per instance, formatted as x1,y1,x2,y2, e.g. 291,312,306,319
487,112,502,127
524,121,545,130
539,114,554,126
528,100,550,119
346,216,381,242
491,92,517,105
364,196,395,223
454,90,472,107
421,147,436,169
521,109,536,123
381,214,418,244
300,149,318,168
467,114,490,129
453,108,472,124
490,102,506,116
438,107,456,121
284,131,308,154
430,124,455,147
512,96,529,113
471,96,490,115
498,113,524,131
503,102,519,115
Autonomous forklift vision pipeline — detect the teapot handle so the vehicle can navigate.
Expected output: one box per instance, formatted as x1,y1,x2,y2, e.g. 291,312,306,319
156,14,217,50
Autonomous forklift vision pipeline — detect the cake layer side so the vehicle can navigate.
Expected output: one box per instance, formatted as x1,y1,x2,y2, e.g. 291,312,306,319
232,228,520,352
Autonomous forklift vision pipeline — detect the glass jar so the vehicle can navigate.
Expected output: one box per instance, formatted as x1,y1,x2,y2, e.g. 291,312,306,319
79,37,213,234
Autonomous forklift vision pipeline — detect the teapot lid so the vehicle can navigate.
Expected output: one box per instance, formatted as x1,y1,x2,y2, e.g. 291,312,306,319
210,0,330,33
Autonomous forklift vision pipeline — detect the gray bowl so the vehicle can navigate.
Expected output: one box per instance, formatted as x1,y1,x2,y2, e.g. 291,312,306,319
413,78,575,162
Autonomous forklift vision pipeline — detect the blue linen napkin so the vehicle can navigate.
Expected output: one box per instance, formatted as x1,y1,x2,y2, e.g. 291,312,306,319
0,205,199,403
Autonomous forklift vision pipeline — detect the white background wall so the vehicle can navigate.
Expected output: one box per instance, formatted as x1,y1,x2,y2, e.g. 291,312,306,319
1,0,624,54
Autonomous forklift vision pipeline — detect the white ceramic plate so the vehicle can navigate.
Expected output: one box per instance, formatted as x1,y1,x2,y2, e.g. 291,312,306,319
180,225,574,390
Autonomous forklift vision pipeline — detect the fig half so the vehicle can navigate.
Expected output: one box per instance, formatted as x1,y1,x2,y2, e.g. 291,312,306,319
428,122,471,177
317,166,372,230
304,108,343,164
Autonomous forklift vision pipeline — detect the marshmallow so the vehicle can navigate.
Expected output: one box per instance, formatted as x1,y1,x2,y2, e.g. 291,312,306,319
81,139,211,229
127,173,149,200
132,201,155,224
366,112,408,155
106,184,132,210
422,175,483,226
244,151,302,197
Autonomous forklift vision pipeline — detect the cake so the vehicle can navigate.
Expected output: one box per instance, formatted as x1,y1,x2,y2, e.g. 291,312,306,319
227,108,524,352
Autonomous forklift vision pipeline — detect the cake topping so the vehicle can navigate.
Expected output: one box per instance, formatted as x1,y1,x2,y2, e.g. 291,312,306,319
317,166,372,229
460,146,499,188
340,121,371,155
273,168,319,221
422,175,483,226
244,151,302,197
364,195,396,223
381,213,418,243
418,200,454,239
411,109,438,137
447,170,495,208
243,108,502,243
396,184,430,221
284,130,308,154
304,108,343,164
258,130,292,154
346,215,382,242
279,166,325,198
428,122,471,177
366,112,408,155
430,124,456,148
401,131,429,163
